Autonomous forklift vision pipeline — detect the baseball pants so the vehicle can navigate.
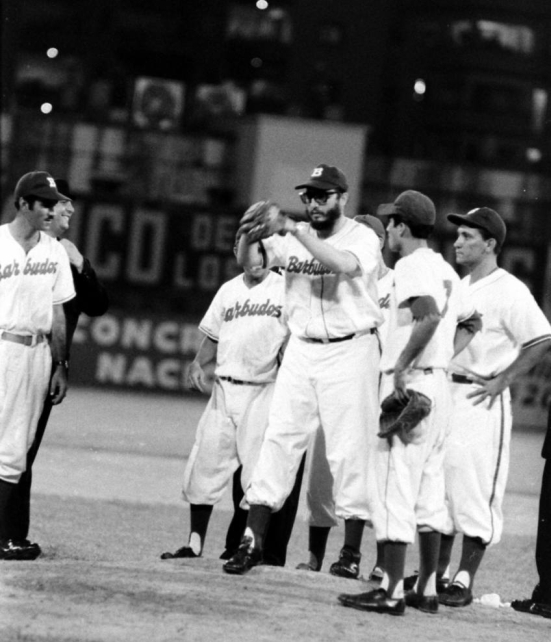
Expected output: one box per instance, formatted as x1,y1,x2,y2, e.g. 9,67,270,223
182,378,275,505
369,369,451,544
443,383,512,546
246,332,380,518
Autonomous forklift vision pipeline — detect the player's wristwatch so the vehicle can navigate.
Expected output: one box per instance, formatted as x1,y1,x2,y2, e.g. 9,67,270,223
54,359,69,370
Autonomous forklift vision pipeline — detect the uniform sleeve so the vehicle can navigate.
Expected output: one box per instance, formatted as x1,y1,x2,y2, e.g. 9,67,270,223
53,241,76,304
344,226,380,277
261,232,291,269
198,285,226,342
503,281,551,348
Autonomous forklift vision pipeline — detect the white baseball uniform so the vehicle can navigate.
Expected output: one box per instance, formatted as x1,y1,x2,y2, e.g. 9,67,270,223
370,248,469,544
306,267,395,527
182,270,289,505
245,218,383,518
444,268,551,545
0,225,75,483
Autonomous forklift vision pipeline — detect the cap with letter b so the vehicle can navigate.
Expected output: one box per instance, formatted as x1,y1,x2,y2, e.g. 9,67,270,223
14,171,66,202
295,164,349,191
447,207,506,246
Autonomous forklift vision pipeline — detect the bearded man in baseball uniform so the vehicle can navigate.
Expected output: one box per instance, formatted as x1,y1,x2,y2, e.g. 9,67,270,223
297,214,393,578
223,164,383,576
0,171,75,560
435,208,551,607
3,179,108,557
339,190,479,615
160,240,291,560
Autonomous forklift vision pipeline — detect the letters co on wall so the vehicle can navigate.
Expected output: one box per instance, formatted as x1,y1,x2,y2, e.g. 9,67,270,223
66,198,243,316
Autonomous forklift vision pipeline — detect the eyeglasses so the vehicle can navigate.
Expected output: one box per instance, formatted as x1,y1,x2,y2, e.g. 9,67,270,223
299,190,340,205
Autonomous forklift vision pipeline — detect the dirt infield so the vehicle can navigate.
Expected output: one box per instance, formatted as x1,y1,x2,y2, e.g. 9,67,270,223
0,389,549,641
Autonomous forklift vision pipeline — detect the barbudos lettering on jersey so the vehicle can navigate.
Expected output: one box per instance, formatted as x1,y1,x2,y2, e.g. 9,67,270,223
223,298,283,321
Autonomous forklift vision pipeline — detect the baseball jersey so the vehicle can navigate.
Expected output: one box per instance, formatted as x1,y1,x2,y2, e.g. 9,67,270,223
199,270,288,383
261,218,383,339
380,248,466,372
450,268,551,378
0,225,75,334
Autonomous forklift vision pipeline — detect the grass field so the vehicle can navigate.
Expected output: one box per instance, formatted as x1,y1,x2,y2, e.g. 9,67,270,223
0,388,549,642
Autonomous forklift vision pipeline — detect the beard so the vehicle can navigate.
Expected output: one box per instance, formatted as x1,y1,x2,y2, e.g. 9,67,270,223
307,203,341,231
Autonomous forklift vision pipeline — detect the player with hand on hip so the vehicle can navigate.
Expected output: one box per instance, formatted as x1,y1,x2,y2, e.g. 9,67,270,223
160,239,291,561
223,164,382,576
3,179,109,557
0,171,75,560
339,190,479,615
435,208,551,607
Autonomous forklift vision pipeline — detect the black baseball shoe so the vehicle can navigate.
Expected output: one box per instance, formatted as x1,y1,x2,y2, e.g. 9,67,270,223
160,546,200,560
511,598,551,620
403,572,449,593
338,588,405,615
223,536,262,575
0,539,41,561
405,590,439,614
329,546,361,579
439,583,473,607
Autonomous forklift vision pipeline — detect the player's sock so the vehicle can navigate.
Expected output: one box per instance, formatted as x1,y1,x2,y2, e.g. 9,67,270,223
381,541,407,599
374,540,385,575
246,504,272,550
343,518,365,553
0,480,17,541
417,530,441,595
437,533,455,578
453,535,486,589
308,526,331,570
188,504,214,555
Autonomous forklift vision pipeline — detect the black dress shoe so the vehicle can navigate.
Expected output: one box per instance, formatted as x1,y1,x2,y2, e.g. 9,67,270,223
439,583,473,607
511,598,551,620
338,588,406,615
160,546,199,560
0,539,41,561
223,537,262,575
405,590,439,613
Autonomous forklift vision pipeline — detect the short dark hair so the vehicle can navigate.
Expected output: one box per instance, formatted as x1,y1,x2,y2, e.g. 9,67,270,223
474,225,503,255
389,214,433,240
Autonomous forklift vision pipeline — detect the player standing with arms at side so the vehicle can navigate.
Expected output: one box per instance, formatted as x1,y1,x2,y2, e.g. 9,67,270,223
339,190,478,615
223,164,383,575
4,179,109,557
435,208,551,607
0,171,75,560
160,239,292,561
296,214,393,578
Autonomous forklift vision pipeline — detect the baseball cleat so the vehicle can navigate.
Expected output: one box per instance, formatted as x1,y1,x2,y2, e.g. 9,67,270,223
160,546,200,560
222,536,262,575
511,598,551,620
338,588,405,615
405,590,439,614
403,572,449,593
329,546,361,579
0,539,41,561
439,583,473,607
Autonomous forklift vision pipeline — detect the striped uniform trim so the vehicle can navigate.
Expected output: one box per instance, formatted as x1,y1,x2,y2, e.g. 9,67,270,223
521,335,551,349
488,393,506,545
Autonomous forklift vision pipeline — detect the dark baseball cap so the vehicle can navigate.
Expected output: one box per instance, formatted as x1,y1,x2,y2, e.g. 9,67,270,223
54,178,74,200
447,207,506,246
377,190,436,226
14,171,66,202
295,164,348,191
354,214,386,245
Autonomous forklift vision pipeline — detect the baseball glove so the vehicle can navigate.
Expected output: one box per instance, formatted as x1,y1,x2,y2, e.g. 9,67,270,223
238,201,288,242
378,389,432,445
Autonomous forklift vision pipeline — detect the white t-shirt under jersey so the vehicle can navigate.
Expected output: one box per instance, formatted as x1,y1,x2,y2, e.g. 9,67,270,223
450,268,551,378
0,224,75,335
261,218,383,340
199,270,289,384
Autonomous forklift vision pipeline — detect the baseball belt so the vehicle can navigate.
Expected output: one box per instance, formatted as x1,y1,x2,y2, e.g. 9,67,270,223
0,331,47,347
302,328,377,344
451,373,474,384
218,376,266,386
